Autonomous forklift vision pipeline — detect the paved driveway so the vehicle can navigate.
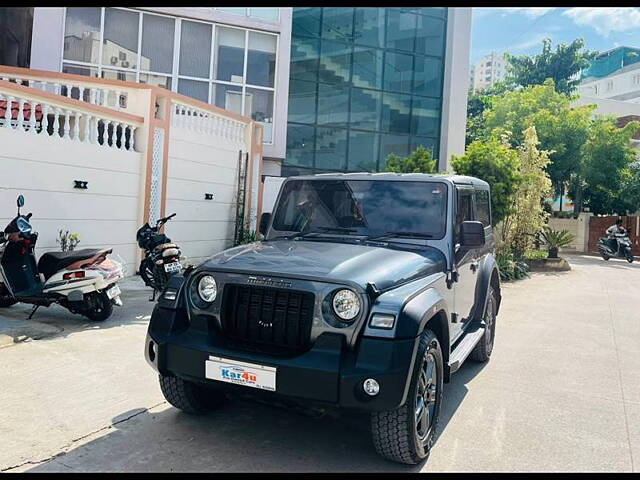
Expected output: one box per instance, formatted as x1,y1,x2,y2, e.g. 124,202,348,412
1,254,639,472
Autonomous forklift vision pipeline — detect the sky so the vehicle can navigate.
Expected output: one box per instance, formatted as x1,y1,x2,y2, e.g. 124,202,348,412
471,7,640,63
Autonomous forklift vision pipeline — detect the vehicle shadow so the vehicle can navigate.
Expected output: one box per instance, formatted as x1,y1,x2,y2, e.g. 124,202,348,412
0,282,155,343
26,361,486,473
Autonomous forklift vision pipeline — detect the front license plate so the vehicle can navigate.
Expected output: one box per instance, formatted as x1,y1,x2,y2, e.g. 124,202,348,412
164,262,181,273
205,356,276,391
106,284,121,299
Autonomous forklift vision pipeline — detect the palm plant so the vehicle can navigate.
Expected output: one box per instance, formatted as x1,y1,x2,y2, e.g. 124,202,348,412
538,226,575,258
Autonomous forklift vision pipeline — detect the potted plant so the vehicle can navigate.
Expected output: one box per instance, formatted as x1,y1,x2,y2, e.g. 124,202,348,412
538,226,575,259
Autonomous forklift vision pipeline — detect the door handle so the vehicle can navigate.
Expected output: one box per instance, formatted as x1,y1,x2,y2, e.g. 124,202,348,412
470,261,478,272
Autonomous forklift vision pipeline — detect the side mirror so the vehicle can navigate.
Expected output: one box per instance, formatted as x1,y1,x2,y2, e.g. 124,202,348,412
17,195,24,208
259,212,272,236
460,221,485,248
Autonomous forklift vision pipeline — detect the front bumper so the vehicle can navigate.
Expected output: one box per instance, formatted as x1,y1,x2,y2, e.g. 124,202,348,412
145,304,419,411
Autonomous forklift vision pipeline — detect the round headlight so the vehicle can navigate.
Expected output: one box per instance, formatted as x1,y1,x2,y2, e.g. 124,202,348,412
197,275,217,303
332,289,361,321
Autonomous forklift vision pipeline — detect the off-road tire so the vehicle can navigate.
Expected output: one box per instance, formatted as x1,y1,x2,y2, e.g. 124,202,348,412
159,374,226,414
371,329,443,465
84,291,113,322
470,286,497,362
0,284,17,307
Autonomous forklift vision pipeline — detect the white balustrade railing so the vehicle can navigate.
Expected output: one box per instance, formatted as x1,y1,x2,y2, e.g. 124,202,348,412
0,73,130,112
0,89,140,152
171,101,248,145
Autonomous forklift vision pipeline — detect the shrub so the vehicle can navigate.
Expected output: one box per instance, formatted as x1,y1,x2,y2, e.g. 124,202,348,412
538,226,575,258
496,247,530,281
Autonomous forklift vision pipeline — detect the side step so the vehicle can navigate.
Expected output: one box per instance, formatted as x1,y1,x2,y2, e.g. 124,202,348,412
448,325,485,374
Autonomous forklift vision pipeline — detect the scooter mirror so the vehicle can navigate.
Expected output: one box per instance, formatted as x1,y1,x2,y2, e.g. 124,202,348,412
17,195,24,209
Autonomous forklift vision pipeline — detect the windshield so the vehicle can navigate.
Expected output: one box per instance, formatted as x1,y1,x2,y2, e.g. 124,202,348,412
270,179,448,240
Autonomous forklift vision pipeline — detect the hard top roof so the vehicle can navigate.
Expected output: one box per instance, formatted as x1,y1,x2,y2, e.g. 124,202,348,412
285,172,490,188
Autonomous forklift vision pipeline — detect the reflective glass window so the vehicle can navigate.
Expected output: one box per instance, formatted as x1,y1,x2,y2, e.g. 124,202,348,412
315,127,347,171
247,32,277,87
413,56,442,97
348,131,379,171
319,40,351,85
293,8,322,37
213,83,243,114
288,80,317,124
290,36,319,82
179,20,212,78
352,46,383,90
178,79,208,102
102,8,139,69
322,7,354,42
353,8,385,48
141,13,175,74
64,7,101,64
415,15,445,57
380,92,411,133
246,88,274,142
383,52,413,93
286,124,315,167
214,27,245,83
350,88,381,131
386,10,416,52
379,133,409,164
411,97,440,136
317,83,349,126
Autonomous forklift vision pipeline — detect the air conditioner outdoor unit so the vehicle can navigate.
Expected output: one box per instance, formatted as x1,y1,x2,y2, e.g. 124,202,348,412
110,56,118,65
122,61,130,68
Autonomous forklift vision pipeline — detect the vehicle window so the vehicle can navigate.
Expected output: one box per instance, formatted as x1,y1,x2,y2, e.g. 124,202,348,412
271,180,448,239
455,188,474,238
475,189,491,227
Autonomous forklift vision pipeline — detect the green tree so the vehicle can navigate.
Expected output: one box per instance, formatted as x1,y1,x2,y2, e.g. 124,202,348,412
483,80,594,199
580,118,640,215
506,38,598,94
384,145,438,173
451,135,521,226
466,81,510,146
499,126,552,257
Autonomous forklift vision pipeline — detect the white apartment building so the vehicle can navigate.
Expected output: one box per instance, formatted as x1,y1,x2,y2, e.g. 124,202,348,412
470,51,509,92
578,46,640,104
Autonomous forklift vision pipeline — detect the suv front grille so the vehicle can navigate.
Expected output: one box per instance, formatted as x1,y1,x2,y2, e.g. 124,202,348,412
220,284,315,353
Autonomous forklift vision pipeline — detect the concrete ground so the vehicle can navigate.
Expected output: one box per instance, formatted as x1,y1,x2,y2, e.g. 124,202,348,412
1,254,639,472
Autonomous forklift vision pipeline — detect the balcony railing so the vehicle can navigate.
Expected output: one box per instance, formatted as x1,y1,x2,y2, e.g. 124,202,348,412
0,80,144,151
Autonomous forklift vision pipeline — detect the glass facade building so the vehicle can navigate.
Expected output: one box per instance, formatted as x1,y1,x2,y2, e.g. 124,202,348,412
60,7,278,143
285,7,447,175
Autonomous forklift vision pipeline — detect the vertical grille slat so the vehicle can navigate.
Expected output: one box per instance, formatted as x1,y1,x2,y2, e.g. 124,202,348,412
221,284,314,354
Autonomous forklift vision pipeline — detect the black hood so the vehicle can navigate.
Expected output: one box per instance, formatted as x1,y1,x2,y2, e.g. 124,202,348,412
199,239,446,291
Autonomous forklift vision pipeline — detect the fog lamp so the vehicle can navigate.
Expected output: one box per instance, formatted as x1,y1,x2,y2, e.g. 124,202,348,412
363,378,380,396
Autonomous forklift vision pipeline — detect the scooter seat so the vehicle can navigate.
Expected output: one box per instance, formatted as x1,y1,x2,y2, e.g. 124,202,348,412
38,248,111,280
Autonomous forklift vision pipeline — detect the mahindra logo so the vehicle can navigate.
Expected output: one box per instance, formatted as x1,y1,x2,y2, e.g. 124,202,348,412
246,276,292,288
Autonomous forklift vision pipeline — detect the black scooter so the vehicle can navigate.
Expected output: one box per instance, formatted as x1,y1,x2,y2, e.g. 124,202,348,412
0,195,124,320
136,213,182,300
598,230,634,263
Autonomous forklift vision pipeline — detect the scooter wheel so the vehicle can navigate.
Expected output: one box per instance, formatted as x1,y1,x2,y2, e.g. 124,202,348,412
627,253,634,263
600,252,610,261
84,291,113,322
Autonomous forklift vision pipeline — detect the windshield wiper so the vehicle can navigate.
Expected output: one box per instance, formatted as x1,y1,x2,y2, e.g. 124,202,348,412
270,227,358,241
367,231,435,241
314,226,359,234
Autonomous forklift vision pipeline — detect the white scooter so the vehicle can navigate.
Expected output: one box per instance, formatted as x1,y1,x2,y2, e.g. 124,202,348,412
0,195,124,321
